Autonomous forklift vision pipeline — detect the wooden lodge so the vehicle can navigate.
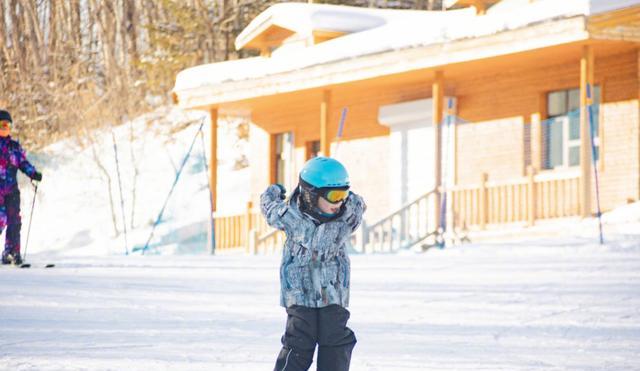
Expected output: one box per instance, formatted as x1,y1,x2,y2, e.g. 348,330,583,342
172,0,640,253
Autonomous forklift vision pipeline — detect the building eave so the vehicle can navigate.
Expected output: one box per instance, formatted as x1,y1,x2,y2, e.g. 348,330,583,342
175,16,592,111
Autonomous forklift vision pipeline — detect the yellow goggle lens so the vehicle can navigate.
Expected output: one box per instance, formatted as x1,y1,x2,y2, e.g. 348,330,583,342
324,189,349,203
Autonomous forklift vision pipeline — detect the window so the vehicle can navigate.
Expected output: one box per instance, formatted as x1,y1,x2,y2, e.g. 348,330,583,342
543,86,600,169
306,140,321,160
273,132,292,186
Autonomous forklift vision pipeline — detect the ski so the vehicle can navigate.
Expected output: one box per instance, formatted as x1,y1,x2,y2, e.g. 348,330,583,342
2,263,55,269
22,263,55,268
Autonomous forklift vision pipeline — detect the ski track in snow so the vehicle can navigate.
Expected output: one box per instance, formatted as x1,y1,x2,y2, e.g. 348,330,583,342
1,239,640,370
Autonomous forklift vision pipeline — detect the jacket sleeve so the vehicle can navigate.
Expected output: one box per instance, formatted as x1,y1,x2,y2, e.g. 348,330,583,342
16,144,38,179
341,192,366,232
260,184,292,232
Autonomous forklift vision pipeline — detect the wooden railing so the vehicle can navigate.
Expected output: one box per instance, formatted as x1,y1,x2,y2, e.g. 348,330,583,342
451,167,580,228
213,202,272,251
213,213,244,250
354,189,439,253
245,190,440,254
215,167,580,254
248,228,285,255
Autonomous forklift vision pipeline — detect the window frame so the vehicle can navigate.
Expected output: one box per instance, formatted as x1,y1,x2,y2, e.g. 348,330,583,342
543,85,602,170
270,131,294,189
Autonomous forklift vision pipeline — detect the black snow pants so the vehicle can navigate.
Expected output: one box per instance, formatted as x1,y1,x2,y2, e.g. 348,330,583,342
274,304,356,371
1,190,21,255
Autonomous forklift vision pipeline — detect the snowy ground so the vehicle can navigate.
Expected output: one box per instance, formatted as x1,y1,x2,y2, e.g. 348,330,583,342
1,233,639,370
2,107,639,370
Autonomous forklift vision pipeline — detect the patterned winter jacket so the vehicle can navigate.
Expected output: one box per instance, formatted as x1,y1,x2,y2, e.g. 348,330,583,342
0,136,38,199
261,184,366,308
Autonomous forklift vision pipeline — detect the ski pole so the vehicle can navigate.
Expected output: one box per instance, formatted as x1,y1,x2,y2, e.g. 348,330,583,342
112,130,129,255
587,84,604,245
142,117,206,254
22,180,39,262
333,108,348,158
199,126,216,255
437,98,454,249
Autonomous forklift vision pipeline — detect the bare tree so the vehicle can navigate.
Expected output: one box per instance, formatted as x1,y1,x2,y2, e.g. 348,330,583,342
0,0,446,150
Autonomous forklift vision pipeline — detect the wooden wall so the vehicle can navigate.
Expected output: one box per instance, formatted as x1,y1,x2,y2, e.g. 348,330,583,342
242,46,639,224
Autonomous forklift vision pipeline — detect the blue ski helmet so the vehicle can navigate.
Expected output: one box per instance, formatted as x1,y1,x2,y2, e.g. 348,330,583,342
299,157,349,188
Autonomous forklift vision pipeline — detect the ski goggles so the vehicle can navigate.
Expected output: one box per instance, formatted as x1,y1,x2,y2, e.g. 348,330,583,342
322,189,350,204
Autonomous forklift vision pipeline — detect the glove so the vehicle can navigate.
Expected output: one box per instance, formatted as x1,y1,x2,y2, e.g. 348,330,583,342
33,171,42,182
275,184,286,200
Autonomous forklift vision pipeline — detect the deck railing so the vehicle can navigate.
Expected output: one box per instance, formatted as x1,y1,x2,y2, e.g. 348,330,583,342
249,228,285,255
354,189,439,253
213,202,272,251
451,166,580,228
214,167,581,254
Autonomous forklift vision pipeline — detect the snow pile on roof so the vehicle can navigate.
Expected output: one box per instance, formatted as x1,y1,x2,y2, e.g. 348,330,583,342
235,2,390,49
174,0,636,93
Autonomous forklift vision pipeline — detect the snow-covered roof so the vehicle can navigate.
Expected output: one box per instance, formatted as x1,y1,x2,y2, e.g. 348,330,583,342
174,0,640,106
235,3,392,50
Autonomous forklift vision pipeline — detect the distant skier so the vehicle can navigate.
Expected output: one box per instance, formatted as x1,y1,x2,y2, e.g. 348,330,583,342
261,156,366,371
0,110,42,265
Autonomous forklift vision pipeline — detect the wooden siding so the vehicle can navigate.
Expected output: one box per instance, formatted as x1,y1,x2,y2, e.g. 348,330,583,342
242,46,638,230
452,48,639,212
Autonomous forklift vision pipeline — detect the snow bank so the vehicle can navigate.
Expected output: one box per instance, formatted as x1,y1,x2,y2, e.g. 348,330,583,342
602,201,640,224
14,107,250,258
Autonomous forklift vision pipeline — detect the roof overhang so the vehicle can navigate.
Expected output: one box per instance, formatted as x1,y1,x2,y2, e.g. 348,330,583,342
174,15,594,111
234,3,389,52
237,23,296,52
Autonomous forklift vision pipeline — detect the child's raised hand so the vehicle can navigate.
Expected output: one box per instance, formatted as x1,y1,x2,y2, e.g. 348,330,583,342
275,184,286,200
342,193,366,231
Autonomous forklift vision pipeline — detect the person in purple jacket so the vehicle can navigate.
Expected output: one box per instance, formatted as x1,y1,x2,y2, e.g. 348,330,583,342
0,110,42,265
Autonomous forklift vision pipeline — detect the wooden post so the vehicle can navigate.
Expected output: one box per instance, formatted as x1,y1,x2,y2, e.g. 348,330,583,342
208,108,218,254
359,220,367,253
320,90,331,157
433,71,444,230
210,108,218,211
244,201,253,254
447,188,455,236
530,113,542,172
249,229,259,255
580,45,594,218
527,165,537,226
480,173,488,229
473,2,487,15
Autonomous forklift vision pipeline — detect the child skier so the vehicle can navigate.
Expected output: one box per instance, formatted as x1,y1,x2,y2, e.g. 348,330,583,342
0,110,42,265
261,156,366,371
